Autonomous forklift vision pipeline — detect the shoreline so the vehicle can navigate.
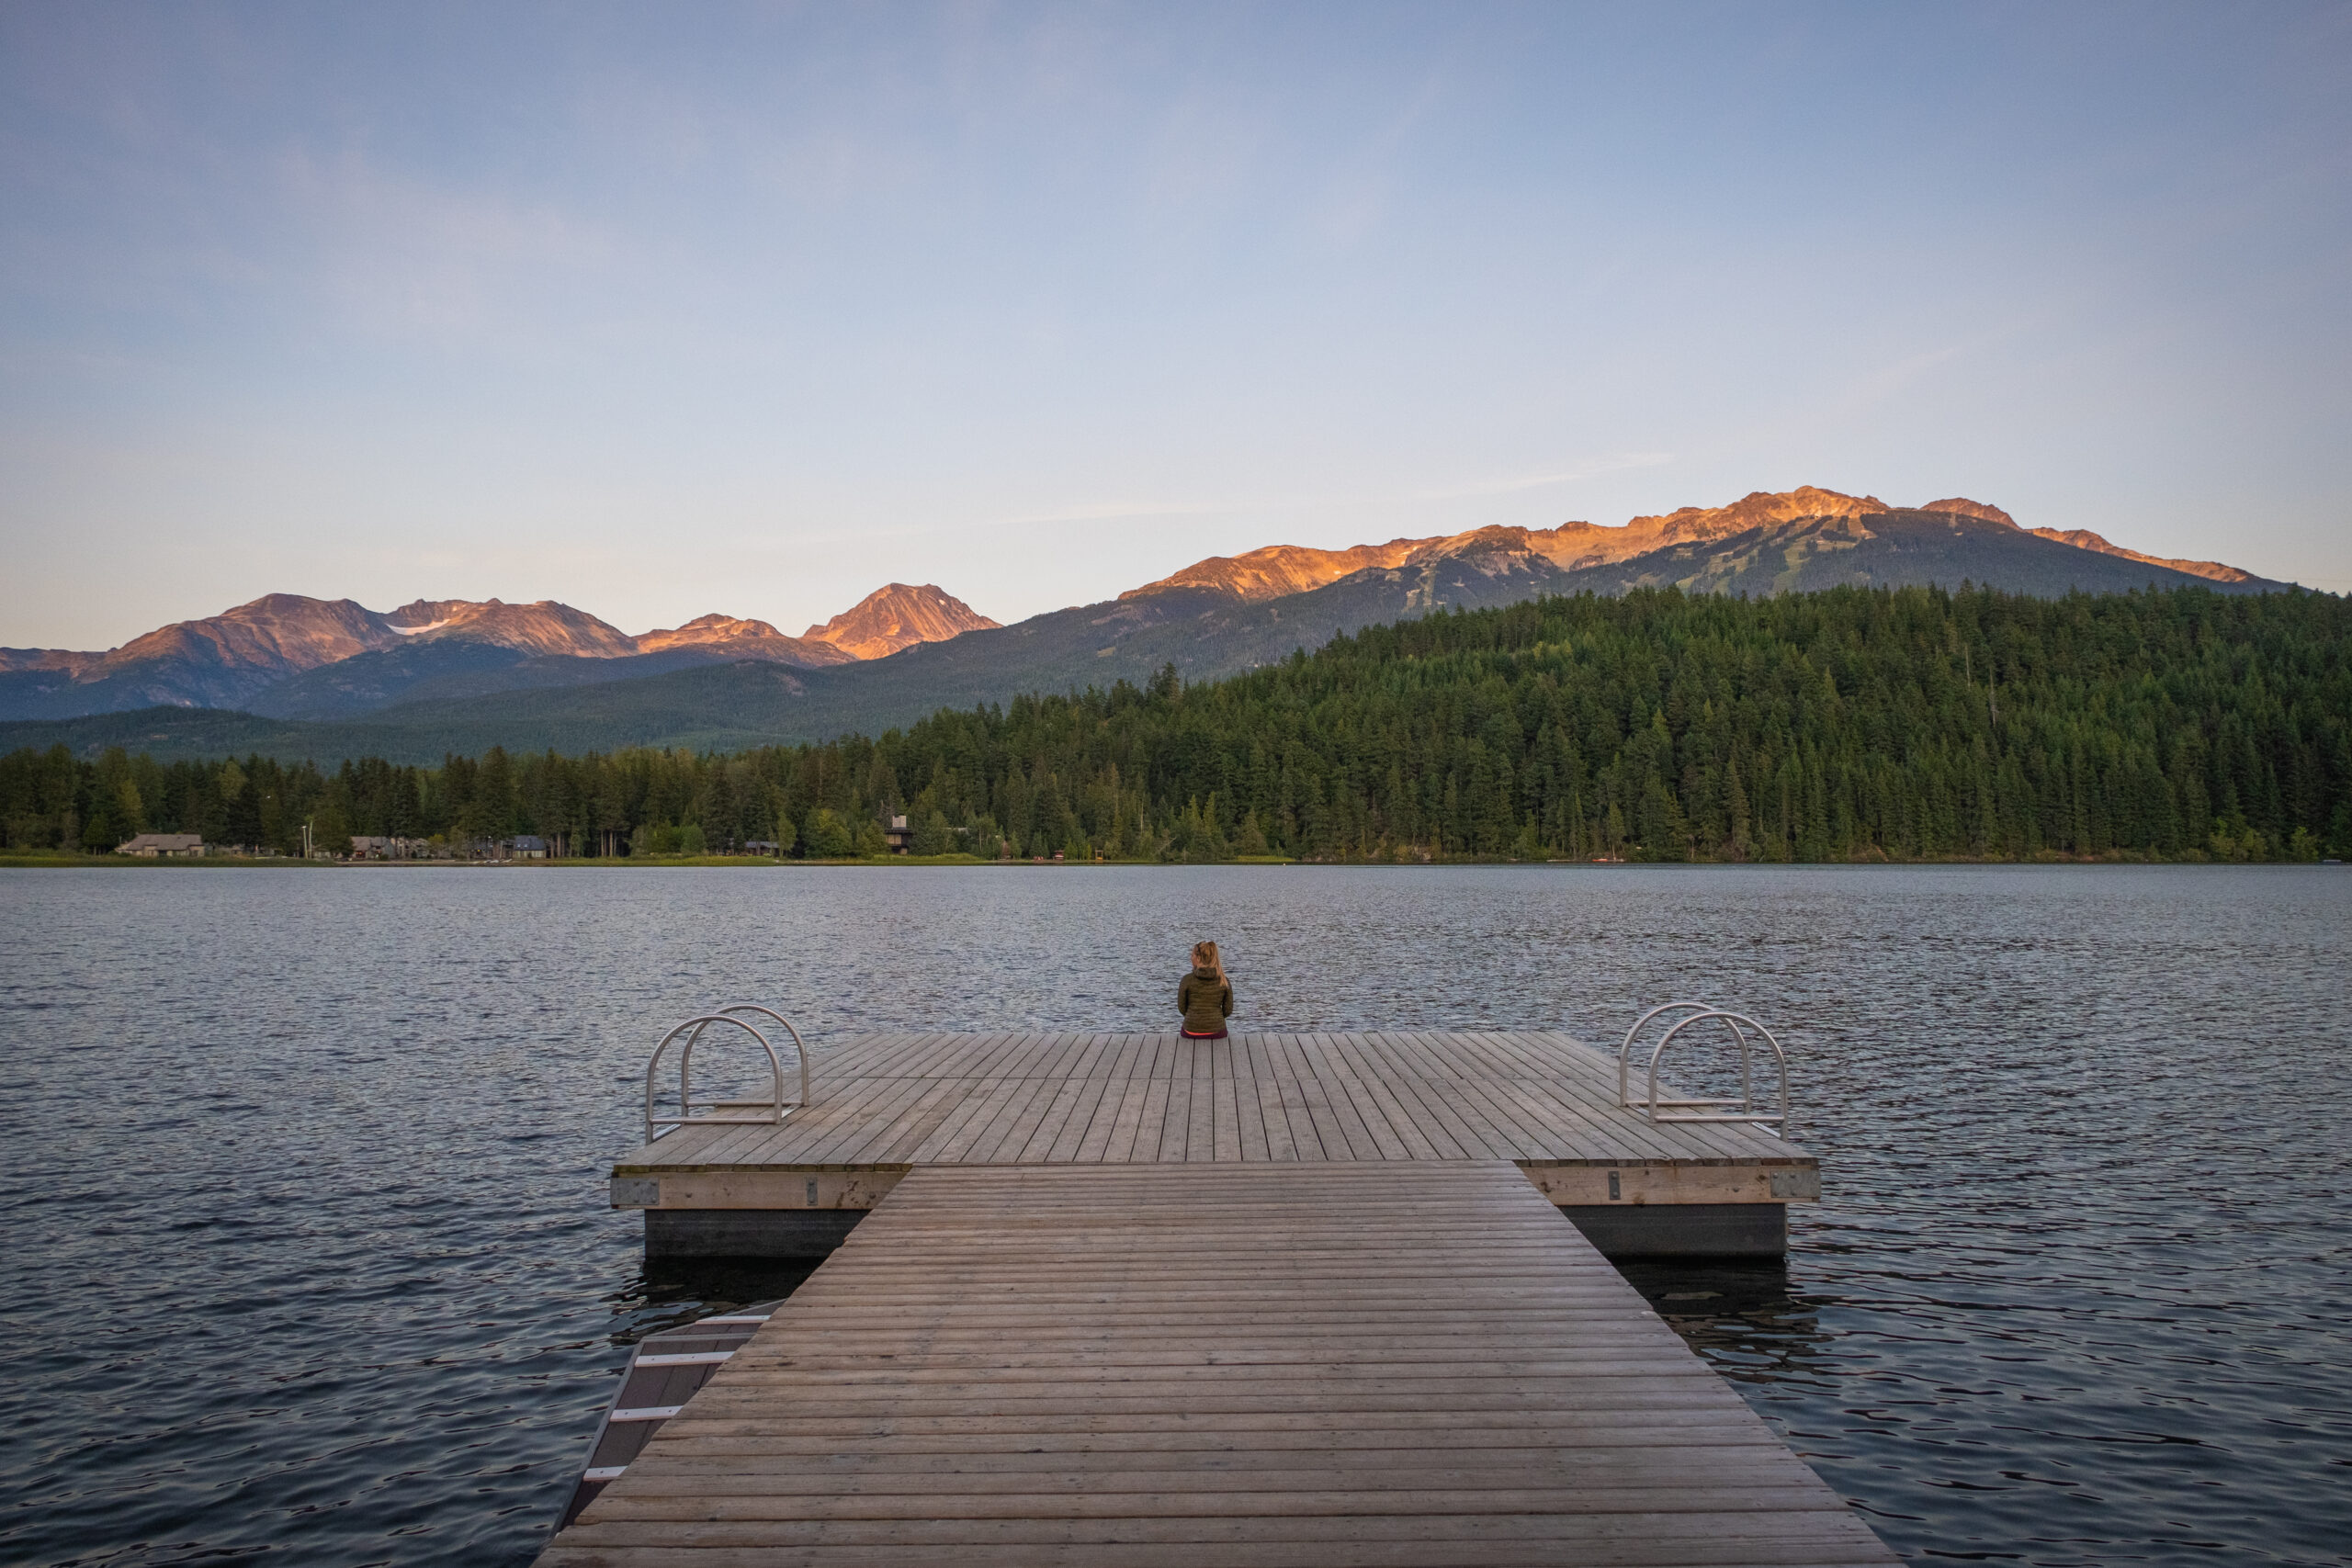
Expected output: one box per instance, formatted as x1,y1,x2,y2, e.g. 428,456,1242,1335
3,851,2335,871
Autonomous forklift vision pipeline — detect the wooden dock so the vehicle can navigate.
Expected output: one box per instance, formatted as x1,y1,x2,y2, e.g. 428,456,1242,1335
542,1161,1892,1566
613,1031,1819,1259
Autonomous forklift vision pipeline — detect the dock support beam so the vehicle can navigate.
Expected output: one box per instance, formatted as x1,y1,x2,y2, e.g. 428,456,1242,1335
644,1209,865,1258
1556,1201,1785,1258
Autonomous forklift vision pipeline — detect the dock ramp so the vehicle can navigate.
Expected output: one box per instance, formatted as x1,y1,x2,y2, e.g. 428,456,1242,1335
542,1161,1892,1566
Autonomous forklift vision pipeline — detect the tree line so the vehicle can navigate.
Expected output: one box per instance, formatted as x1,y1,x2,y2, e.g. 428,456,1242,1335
4,583,2346,863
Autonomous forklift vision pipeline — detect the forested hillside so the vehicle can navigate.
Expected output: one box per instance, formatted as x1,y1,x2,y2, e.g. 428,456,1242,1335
6,584,2346,863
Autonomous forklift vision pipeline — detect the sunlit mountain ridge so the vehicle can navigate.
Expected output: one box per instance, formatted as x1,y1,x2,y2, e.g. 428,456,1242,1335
0,584,993,722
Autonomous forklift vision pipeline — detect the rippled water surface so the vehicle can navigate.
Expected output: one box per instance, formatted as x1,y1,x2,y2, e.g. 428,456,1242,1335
2,864,2346,1566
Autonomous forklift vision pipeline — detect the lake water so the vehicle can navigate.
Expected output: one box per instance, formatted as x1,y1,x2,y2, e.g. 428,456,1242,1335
2,864,2346,1567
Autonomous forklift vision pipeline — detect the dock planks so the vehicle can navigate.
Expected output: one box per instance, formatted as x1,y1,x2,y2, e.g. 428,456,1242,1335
616,1030,1810,1174
540,1162,1890,1566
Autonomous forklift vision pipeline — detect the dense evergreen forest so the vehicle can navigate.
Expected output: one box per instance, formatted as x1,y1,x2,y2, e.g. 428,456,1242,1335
5,584,2346,863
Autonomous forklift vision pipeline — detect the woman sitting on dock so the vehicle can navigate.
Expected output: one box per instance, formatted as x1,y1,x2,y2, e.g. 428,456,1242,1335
1178,941,1234,1041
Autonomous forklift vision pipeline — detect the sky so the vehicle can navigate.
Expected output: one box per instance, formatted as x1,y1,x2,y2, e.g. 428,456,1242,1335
2,1,2347,650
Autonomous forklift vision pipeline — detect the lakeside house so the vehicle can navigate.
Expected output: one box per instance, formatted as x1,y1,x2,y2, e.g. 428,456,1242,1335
116,833,205,858
884,814,913,853
513,835,548,860
350,835,434,860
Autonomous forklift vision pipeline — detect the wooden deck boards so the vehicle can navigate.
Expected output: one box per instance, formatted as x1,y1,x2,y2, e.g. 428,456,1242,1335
540,1162,1890,1567
619,1032,1809,1174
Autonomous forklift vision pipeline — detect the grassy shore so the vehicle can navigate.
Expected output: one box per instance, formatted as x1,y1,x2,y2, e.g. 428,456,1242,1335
0,852,344,869
3,848,2310,870
0,851,1152,868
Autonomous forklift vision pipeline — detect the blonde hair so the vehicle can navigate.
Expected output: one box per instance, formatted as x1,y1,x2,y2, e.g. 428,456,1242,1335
1192,941,1224,979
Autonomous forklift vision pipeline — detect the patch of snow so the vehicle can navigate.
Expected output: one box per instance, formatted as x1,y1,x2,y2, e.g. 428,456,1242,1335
390,619,452,636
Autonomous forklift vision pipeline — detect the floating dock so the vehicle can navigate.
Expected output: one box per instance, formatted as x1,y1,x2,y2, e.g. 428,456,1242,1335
542,1161,1890,1566
543,1028,1888,1565
609,1031,1819,1260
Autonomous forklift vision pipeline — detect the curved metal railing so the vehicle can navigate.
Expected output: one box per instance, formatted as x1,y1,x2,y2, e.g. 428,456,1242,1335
1644,1009,1789,1131
711,1004,810,1111
1618,1001,1732,1108
643,1006,809,1143
1619,1002,1790,1132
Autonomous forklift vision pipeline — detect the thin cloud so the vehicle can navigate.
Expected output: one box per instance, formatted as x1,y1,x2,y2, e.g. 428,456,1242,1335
276,148,616,338
1407,452,1675,502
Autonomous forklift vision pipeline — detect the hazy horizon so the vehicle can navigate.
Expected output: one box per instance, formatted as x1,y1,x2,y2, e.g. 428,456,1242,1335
5,2,2348,650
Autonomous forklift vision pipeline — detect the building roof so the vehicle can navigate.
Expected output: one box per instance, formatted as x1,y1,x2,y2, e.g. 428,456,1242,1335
118,833,202,851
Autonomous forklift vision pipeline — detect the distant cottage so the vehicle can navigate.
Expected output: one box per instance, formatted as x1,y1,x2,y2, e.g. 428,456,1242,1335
350,835,431,860
117,833,205,858
513,835,548,860
884,815,913,854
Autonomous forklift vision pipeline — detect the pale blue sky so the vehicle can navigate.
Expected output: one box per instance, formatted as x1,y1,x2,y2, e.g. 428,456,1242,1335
4,2,2347,649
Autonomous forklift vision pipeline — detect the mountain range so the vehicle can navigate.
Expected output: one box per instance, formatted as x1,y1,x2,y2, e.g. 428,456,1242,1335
0,582,995,723
0,487,2297,761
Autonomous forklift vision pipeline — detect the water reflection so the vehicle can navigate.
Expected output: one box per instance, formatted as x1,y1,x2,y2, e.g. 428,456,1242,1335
605,1258,821,1347
1619,1258,1835,1387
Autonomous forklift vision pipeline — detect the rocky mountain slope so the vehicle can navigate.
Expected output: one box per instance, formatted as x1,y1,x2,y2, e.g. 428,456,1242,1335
2,593,406,696
1126,487,2265,604
634,614,854,664
803,583,1000,660
2022,528,2258,583
1129,539,1428,602
1123,486,1906,604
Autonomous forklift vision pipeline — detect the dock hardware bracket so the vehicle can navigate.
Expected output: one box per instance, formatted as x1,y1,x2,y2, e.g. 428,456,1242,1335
1617,1002,1790,1133
644,1003,810,1143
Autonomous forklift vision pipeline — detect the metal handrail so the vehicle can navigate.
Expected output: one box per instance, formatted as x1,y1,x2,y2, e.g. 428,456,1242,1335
644,1011,801,1143
1617,1000,1747,1109
1643,1009,1789,1131
713,1003,809,1110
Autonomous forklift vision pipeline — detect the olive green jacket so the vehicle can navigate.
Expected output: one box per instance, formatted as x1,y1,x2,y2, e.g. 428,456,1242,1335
1177,968,1233,1034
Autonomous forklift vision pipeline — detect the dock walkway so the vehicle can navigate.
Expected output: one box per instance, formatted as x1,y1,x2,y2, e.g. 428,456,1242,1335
542,1161,1891,1566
